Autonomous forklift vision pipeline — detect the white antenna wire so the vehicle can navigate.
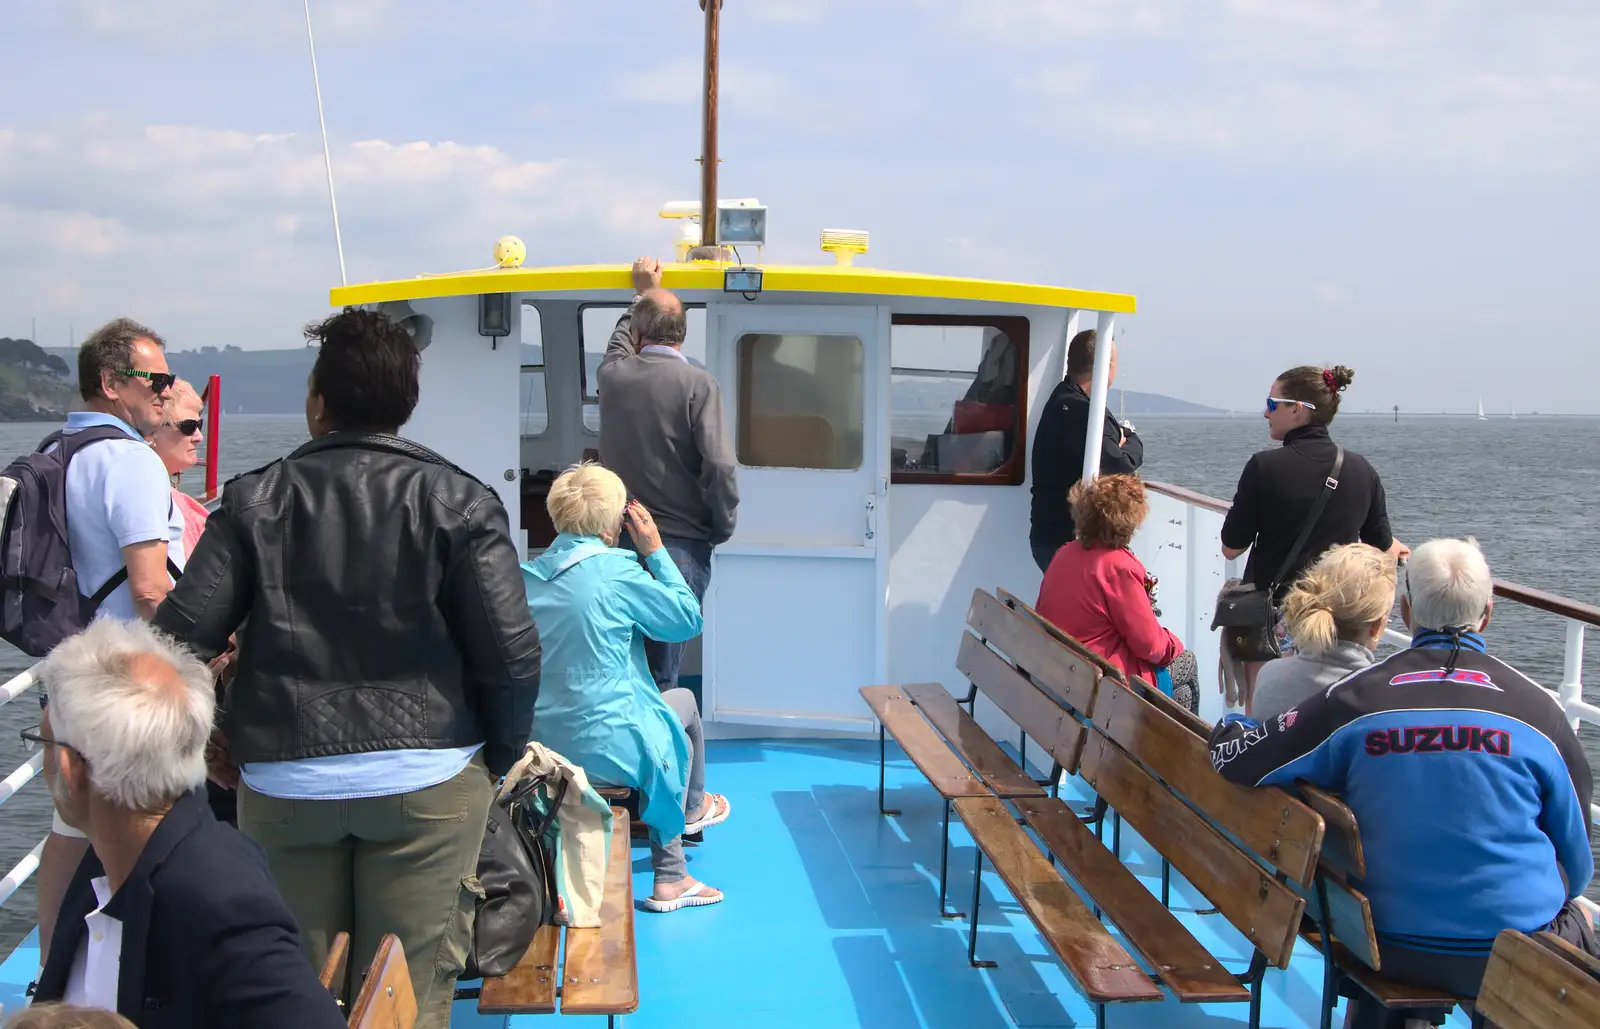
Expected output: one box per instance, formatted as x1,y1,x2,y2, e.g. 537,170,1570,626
303,0,347,286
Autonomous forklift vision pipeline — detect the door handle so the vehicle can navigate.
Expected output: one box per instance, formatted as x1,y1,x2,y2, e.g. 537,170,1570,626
864,496,876,542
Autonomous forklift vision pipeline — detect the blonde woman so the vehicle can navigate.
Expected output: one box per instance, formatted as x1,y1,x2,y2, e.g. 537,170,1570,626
523,462,729,912
1252,543,1397,720
146,378,209,560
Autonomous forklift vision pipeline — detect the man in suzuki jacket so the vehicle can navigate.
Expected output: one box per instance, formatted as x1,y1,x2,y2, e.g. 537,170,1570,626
1208,538,1595,1023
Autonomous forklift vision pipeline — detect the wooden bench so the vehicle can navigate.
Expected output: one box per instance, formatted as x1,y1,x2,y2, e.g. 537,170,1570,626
476,806,638,1027
1474,928,1600,1029
348,933,417,1029
970,589,1331,1029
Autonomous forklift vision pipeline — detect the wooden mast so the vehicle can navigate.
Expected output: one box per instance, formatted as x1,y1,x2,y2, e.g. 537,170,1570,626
699,0,721,248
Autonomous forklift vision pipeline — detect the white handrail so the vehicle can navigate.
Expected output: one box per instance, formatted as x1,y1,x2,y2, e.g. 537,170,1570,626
0,838,45,908
0,666,38,707
0,753,43,808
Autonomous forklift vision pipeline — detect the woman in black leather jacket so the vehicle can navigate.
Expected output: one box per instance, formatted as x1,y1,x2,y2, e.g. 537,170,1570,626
154,308,541,1029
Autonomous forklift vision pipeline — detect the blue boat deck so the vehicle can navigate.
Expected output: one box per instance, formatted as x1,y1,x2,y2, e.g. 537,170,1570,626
0,738,1472,1027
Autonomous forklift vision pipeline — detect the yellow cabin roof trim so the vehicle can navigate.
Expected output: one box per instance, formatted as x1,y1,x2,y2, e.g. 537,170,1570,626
328,263,1137,314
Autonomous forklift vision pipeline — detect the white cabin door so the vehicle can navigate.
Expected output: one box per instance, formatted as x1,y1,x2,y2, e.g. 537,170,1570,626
704,303,889,733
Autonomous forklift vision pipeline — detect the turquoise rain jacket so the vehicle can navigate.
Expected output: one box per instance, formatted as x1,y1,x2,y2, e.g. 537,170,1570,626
521,533,703,842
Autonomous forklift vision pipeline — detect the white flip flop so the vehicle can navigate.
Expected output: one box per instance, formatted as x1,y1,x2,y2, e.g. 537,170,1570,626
684,793,731,835
641,881,725,913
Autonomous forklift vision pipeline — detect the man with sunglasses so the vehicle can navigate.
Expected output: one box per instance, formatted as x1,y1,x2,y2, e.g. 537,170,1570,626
36,318,187,962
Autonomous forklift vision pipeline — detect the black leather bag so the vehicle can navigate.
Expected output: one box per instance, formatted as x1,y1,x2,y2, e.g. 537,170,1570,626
1212,448,1345,663
464,773,567,980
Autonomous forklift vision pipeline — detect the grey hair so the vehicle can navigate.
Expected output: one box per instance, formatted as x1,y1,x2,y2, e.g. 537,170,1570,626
41,619,214,811
77,318,165,402
633,294,687,345
1404,538,1493,632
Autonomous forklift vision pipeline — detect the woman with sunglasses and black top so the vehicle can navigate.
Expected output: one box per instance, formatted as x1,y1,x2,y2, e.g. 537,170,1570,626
1220,365,1409,704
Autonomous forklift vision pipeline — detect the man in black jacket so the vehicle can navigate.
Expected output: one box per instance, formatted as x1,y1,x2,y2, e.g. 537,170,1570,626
32,618,345,1029
153,308,541,1029
1029,328,1143,571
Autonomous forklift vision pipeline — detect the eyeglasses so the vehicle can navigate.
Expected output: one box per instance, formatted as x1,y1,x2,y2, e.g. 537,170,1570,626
1265,397,1316,413
119,369,176,394
20,723,82,759
166,419,202,436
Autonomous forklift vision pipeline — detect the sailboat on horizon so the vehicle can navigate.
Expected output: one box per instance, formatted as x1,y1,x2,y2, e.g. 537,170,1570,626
1478,397,1488,421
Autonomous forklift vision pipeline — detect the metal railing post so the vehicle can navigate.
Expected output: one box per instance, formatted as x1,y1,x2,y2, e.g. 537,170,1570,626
1559,619,1585,733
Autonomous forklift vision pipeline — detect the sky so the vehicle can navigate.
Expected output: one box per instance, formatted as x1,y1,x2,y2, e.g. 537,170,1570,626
1,0,1597,414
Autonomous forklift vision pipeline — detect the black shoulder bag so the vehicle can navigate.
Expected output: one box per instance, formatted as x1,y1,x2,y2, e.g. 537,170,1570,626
463,772,567,980
1212,447,1344,662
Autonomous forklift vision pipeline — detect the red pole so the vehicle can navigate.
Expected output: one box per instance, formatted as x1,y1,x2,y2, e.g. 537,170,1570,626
203,374,221,501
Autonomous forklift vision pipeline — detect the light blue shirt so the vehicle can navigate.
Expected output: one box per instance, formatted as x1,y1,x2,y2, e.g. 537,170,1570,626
639,344,688,362
241,745,483,801
60,412,184,621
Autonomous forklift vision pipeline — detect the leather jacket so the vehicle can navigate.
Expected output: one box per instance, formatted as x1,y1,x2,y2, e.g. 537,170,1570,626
154,433,541,776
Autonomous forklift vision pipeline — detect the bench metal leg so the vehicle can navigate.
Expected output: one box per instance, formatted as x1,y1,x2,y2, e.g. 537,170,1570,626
1313,876,1340,1029
877,724,900,816
1111,810,1122,859
966,846,997,968
1095,1003,1106,1029
1160,858,1171,908
1241,950,1268,1029
938,797,963,918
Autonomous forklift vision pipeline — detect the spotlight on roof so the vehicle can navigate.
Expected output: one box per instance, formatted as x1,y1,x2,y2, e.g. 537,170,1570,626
820,229,869,267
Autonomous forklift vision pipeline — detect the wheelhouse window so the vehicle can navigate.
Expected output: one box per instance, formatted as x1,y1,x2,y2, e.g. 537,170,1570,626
579,304,708,433
736,333,864,470
890,315,1029,485
520,304,548,437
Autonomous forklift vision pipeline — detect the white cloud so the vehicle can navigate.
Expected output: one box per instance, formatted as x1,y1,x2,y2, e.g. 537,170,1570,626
49,0,398,46
964,0,1600,169
0,119,667,348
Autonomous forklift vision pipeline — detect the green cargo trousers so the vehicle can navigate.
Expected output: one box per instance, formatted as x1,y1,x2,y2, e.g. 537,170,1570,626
238,753,493,1029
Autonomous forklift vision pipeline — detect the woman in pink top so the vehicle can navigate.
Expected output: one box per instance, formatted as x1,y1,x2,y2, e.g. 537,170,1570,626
1036,474,1183,686
148,378,210,560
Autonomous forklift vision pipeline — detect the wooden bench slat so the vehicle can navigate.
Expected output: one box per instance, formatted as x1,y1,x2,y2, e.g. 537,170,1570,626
1302,931,1464,1010
954,796,1164,1004
1480,930,1600,1029
477,925,561,1015
951,635,1088,777
1078,733,1305,969
1094,682,1324,887
900,683,1047,797
1293,866,1380,970
562,807,639,1015
1534,929,1600,978
319,930,350,1002
1298,784,1366,879
348,933,418,1029
861,685,993,798
966,590,1099,714
1013,796,1251,1004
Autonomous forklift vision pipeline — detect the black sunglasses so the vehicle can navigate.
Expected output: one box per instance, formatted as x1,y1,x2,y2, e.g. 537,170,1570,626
118,369,177,393
167,419,202,436
20,723,83,759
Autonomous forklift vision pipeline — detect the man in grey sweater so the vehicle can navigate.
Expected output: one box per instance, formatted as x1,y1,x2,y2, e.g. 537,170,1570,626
598,256,739,691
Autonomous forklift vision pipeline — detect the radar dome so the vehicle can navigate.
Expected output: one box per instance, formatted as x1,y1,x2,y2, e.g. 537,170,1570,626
494,235,526,269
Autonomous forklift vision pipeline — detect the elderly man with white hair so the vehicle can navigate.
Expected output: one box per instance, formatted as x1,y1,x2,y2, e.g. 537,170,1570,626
28,619,344,1029
1208,538,1595,1026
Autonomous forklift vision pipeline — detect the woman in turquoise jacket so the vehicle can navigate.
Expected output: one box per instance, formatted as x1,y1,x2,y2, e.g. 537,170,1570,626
523,463,730,912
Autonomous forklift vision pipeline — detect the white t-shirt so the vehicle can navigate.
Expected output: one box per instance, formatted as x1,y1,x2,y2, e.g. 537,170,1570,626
60,412,186,620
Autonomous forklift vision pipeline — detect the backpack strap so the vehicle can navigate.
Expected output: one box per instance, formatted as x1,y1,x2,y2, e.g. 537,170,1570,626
1267,446,1345,595
89,557,185,607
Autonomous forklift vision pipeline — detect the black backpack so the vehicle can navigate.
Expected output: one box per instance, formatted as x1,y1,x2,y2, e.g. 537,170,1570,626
0,426,154,656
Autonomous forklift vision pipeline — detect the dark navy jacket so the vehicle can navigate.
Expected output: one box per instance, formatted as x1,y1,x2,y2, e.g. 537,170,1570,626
1208,632,1593,954
35,788,345,1029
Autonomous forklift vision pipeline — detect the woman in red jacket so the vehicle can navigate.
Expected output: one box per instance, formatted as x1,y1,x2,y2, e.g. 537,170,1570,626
1036,474,1183,686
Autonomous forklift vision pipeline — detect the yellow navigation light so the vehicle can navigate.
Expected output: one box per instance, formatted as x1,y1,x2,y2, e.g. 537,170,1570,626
820,229,869,267
493,235,526,269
